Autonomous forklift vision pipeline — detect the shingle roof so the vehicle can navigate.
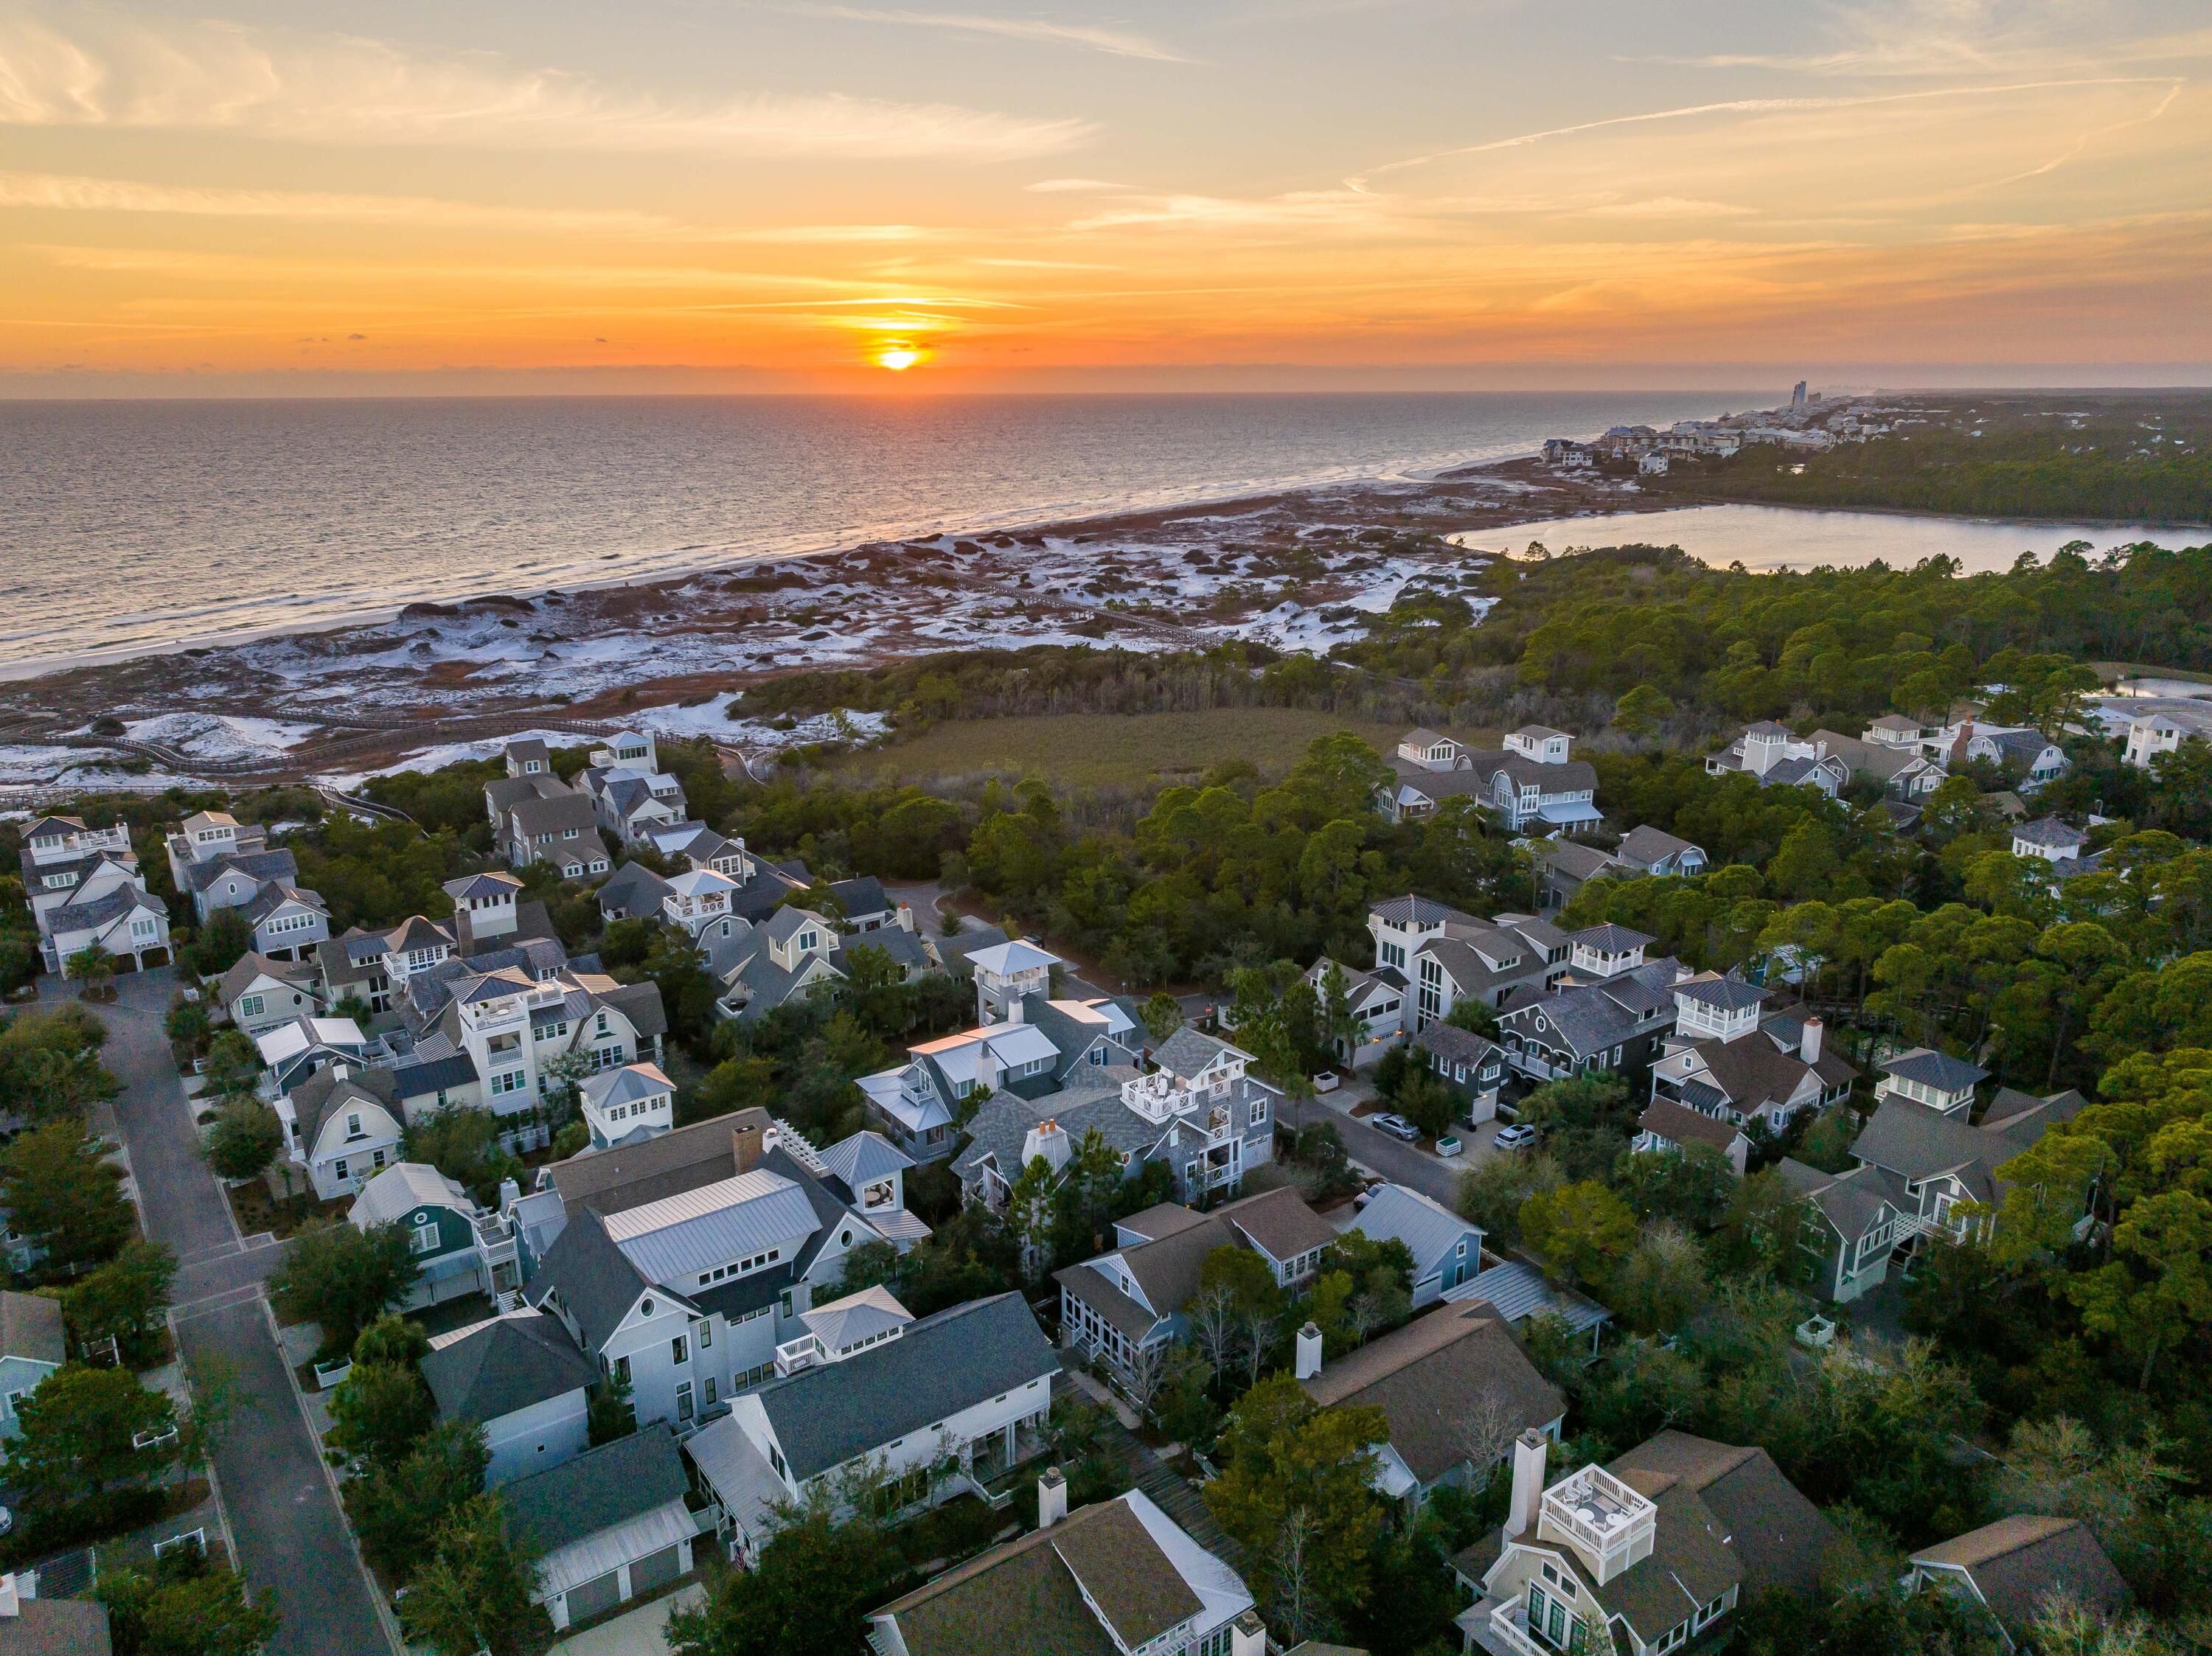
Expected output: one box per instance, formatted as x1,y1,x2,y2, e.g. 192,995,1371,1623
1568,923,1654,953
1368,894,1479,929
1413,1023,1506,1072
216,951,320,1005
1638,1098,1745,1154
753,1292,1056,1480
0,1596,113,1655
1880,1047,1989,1092
546,1106,773,1216
1301,1304,1562,1484
1611,1430,1837,1599
1616,826,1700,868
1218,1187,1335,1264
423,1310,597,1424
1051,1497,1206,1648
349,1162,470,1228
0,1289,66,1367
501,1423,690,1556
1672,973,1768,1014
526,1208,659,1348
1152,1027,1248,1079
1912,1516,2129,1631
2014,816,2088,849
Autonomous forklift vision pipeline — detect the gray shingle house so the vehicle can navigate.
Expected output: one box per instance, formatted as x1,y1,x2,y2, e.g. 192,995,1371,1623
422,1308,598,1486
503,1423,698,1631
0,1291,66,1447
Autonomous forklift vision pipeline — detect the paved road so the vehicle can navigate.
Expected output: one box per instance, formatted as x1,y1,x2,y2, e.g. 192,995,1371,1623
1290,1076,1489,1208
60,970,391,1656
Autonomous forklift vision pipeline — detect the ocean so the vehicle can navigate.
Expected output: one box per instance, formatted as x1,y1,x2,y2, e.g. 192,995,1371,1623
0,390,1748,669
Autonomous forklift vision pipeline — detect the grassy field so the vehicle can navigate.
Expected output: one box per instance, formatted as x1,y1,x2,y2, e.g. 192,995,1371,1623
824,707,1413,790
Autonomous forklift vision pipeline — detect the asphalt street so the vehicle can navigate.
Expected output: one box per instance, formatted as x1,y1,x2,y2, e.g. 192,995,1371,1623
58,969,392,1656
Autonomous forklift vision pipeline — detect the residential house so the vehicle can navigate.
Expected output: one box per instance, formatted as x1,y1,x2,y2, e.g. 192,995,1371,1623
1294,1304,1564,1506
0,1291,66,1450
713,907,849,1022
599,836,813,928
580,1062,677,1150
422,1308,599,1486
1615,826,1708,878
2118,701,2212,770
0,1573,113,1653
1646,984,1855,1138
2011,817,2090,865
1811,729,1948,801
486,744,609,877
255,1014,372,1094
1053,1191,1334,1381
1964,728,2070,794
349,1161,519,1307
709,1290,1056,1521
1905,1517,2129,1650
1381,728,1602,832
215,953,323,1037
1775,1158,1908,1304
864,1475,1263,1656
20,815,170,975
1875,1048,1987,1119
1703,723,1848,796
826,874,904,932
1307,957,1405,1069
1413,1023,1510,1124
504,1424,700,1632
1369,896,1568,1032
1455,1429,1836,1656
1633,1099,1752,1177
1529,828,1705,917
282,1067,404,1200
1441,1261,1612,1358
1846,1088,2090,1268
521,1110,935,1430
1495,927,1683,1088
955,1026,1281,1212
1347,1184,1485,1306
574,731,689,847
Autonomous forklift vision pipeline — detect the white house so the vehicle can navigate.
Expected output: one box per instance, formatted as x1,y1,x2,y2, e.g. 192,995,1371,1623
2011,817,2088,864
1307,957,1405,1069
1381,727,1601,832
1368,895,1565,1032
282,1067,404,1200
20,815,170,975
1704,723,1848,796
2119,703,2212,770
580,1062,676,1150
216,954,324,1037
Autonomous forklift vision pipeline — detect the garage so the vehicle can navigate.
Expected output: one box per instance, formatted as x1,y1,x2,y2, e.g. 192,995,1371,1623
501,1424,700,1631
562,1571,625,1627
630,1544,684,1596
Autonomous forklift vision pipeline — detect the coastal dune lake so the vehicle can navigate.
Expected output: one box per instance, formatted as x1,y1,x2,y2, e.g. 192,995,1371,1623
1457,501,2209,574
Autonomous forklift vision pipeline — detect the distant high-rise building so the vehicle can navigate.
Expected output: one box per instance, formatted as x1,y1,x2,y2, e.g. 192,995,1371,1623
1792,380,1809,408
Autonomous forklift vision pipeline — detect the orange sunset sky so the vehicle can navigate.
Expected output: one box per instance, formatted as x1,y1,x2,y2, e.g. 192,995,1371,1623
2,0,2209,394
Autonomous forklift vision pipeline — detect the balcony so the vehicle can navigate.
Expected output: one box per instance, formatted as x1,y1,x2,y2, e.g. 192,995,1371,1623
1458,1597,1546,1656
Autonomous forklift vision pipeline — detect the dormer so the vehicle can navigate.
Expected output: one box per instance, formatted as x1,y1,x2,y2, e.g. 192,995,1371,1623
504,738,552,778
1567,924,1652,981
444,872,522,942
180,810,241,863
773,1287,914,1376
591,731,658,773
380,916,454,981
768,908,832,971
1537,1464,1658,1585
1504,726,1573,765
1396,728,1463,772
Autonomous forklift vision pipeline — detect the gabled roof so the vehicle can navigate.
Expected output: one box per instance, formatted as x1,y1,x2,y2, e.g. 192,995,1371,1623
1218,1187,1335,1264
1413,1023,1506,1071
580,1061,674,1113
1610,1430,1837,1599
502,1424,690,1558
828,874,891,916
1638,1098,1747,1155
384,914,453,955
1152,1026,1251,1079
1911,1516,2129,1632
1302,1304,1562,1486
1673,973,1768,1014
349,1162,472,1228
1350,1183,1481,1276
423,1310,597,1425
1616,825,1701,867
2014,815,2087,849
753,1292,1056,1480
0,1289,66,1367
216,951,319,1004
544,1106,773,1216
526,1208,660,1348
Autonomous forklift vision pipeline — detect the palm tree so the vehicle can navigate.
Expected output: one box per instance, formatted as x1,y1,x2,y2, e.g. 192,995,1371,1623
66,944,115,1001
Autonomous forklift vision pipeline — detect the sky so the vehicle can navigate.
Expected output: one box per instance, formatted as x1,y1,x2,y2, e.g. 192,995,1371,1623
1,0,2208,394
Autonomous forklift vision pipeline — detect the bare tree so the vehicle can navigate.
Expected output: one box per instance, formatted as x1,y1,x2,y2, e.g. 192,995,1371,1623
1237,1307,1278,1389
1271,1506,1323,1646
1120,1339,1171,1421
1345,1290,1385,1350
1186,1284,1237,1388
1450,1388,1522,1487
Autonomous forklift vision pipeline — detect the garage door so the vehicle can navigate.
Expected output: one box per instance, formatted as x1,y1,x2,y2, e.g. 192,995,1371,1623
564,1571,624,1626
630,1545,683,1595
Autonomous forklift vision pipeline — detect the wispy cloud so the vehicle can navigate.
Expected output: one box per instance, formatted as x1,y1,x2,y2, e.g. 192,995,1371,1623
0,170,664,232
772,5,1192,62
0,8,1093,159
1025,177,1135,192
1585,196,1757,218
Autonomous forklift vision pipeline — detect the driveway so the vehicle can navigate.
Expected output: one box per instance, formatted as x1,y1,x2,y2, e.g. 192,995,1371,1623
57,970,391,1655
1295,1074,1493,1208
551,1584,706,1656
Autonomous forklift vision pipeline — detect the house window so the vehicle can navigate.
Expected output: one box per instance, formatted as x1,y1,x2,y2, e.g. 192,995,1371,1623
490,1070,526,1096
672,1335,689,1365
411,1222,439,1255
613,1355,631,1384
240,994,265,1018
333,1158,348,1182
704,1377,717,1405
345,1112,364,1140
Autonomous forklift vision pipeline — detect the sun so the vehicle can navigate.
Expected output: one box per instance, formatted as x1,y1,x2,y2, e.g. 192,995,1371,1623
873,342,925,372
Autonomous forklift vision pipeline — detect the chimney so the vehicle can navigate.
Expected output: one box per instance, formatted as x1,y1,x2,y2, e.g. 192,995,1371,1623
0,1573,21,1617
1506,1428,1549,1541
1037,1467,1068,1530
1295,1322,1324,1381
497,1177,521,1214
1021,1120,1071,1174
1230,1609,1267,1656
1801,1017,1823,1066
732,1118,764,1174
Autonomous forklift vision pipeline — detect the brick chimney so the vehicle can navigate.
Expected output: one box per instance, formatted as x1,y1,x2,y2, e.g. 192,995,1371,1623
731,1116,765,1174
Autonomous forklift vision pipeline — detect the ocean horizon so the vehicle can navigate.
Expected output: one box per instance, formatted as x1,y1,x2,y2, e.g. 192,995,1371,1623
0,389,1758,670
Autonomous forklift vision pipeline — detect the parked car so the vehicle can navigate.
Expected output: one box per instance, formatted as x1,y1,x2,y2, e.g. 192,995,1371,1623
1370,1112,1420,1141
1311,1071,1340,1095
1494,1123,1541,1151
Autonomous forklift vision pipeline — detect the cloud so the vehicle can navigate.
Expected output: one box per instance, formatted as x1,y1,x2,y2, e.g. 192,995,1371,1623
1025,177,1133,192
774,6,1192,63
1586,197,1757,218
0,9,1092,159
0,169,672,232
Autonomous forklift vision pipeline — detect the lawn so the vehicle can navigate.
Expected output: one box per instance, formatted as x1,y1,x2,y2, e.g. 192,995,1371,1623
824,708,1408,790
